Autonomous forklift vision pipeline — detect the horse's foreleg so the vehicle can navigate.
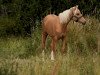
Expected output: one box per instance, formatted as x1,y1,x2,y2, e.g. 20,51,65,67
61,36,67,54
50,37,57,60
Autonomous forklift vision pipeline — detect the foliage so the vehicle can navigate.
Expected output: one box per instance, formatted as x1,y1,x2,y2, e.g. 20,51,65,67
0,0,100,36
0,17,99,75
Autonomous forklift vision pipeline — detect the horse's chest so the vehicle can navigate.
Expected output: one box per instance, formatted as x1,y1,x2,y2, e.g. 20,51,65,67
56,32,66,39
56,27,67,39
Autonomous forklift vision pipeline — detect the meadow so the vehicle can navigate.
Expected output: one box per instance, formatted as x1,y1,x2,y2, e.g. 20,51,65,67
0,16,100,75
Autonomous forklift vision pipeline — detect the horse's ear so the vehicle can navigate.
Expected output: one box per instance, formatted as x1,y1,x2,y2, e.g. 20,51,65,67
72,5,78,9
71,5,78,11
72,6,76,11
76,5,78,8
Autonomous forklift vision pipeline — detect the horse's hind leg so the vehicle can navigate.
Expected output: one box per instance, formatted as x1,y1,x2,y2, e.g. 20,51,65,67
42,31,48,53
42,31,48,61
42,31,48,49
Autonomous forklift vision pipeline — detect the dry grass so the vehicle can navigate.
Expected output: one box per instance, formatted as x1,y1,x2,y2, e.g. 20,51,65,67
0,16,100,75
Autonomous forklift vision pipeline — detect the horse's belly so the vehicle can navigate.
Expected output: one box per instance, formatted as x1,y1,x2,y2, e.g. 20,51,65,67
45,23,62,36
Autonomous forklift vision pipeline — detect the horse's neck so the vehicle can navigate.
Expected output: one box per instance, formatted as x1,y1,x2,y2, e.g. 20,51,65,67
59,9,72,25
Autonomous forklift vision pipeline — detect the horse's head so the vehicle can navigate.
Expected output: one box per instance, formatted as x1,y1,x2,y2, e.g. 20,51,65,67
71,5,86,25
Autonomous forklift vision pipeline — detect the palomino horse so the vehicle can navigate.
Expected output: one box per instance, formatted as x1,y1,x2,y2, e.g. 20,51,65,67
42,5,86,60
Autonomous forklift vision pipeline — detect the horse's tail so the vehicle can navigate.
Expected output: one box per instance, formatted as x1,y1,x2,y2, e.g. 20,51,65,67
41,17,47,29
41,17,45,27
41,20,44,33
41,20,44,26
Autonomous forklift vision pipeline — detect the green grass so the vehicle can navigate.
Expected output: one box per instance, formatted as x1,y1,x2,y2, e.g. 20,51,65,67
0,16,100,75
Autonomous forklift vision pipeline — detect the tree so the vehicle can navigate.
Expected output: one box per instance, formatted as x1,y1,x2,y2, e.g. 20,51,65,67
0,0,99,37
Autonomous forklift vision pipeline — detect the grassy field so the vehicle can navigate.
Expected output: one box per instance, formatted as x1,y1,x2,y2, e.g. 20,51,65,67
0,16,100,75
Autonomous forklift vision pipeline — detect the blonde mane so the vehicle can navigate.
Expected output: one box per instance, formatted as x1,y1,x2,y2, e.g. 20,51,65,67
59,9,71,24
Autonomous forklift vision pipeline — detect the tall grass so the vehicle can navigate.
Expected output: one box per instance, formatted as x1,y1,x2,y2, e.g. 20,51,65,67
0,16,100,75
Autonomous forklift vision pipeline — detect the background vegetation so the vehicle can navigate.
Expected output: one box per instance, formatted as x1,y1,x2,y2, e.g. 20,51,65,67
0,16,100,75
0,0,100,36
0,0,100,75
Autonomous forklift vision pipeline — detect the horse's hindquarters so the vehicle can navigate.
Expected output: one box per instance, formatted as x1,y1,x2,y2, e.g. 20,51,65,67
43,14,61,37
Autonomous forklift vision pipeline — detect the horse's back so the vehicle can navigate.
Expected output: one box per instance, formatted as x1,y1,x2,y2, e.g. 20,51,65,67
42,14,61,37
43,14,59,26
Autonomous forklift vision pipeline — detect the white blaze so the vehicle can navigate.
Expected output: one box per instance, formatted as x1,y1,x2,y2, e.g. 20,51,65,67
51,50,54,60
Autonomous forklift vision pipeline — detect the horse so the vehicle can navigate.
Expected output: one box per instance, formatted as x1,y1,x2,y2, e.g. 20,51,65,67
42,5,86,60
